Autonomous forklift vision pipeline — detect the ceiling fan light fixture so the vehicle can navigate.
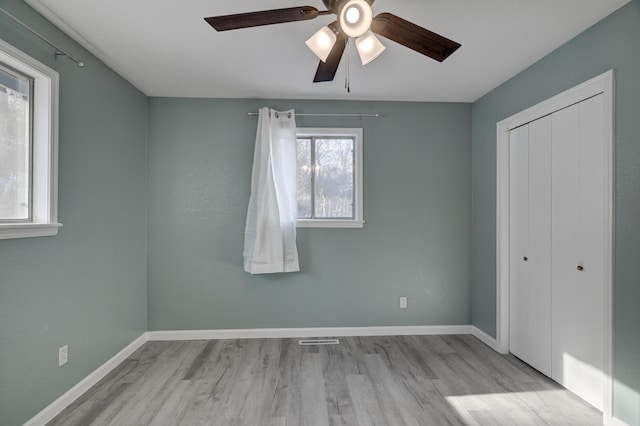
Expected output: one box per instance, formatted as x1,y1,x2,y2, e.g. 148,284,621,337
355,30,385,65
338,0,372,38
345,7,360,24
305,26,337,62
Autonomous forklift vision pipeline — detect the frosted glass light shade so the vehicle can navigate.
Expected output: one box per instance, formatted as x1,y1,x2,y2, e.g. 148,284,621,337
339,0,372,38
355,30,386,65
305,26,337,62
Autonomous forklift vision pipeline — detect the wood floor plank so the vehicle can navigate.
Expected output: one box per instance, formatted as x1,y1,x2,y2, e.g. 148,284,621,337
47,382,130,426
440,335,525,390
300,353,330,426
346,374,388,426
46,358,141,426
234,339,281,425
210,340,264,421
268,417,287,426
46,335,603,426
175,342,235,424
148,380,198,425
362,354,421,425
268,338,302,424
104,340,207,425
321,343,357,423
182,340,220,380
173,380,213,426
402,377,466,426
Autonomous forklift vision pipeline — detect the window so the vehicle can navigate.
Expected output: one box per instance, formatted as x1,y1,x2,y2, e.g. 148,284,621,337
0,38,60,239
296,128,363,228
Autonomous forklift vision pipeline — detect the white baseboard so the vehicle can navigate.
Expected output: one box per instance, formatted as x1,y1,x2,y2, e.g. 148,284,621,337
147,325,472,341
471,326,499,351
24,333,148,426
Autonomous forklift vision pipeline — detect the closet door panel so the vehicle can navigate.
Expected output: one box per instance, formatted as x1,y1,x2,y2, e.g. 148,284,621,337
509,118,552,376
509,125,531,366
527,116,553,377
572,94,606,410
551,95,605,410
551,103,581,387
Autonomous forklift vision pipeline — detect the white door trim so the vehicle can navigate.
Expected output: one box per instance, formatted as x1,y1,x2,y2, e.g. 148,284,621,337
495,69,614,422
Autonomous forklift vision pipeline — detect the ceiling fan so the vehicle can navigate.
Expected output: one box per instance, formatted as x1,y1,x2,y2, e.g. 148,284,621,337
204,0,461,83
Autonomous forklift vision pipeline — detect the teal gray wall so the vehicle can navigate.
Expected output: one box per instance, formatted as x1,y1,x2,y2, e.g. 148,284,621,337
147,99,471,330
471,1,640,423
0,1,148,424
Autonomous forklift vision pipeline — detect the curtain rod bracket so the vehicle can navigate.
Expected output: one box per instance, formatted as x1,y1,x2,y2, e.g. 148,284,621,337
1,8,85,68
55,52,85,67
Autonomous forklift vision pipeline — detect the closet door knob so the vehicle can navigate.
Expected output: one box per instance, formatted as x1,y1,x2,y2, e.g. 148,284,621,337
523,257,528,261
577,265,584,271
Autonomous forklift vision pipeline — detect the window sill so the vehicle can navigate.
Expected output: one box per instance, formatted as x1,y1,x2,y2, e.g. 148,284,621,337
0,223,62,240
296,219,364,229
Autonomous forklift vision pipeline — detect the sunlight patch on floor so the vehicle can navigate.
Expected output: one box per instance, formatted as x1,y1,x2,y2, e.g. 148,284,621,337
445,389,598,425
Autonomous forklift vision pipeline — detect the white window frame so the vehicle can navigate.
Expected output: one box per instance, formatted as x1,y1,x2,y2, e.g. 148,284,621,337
296,127,364,229
0,38,61,239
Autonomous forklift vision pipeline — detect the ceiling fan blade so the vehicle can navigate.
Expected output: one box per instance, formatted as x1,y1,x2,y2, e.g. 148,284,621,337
205,6,320,32
313,24,347,82
371,13,460,62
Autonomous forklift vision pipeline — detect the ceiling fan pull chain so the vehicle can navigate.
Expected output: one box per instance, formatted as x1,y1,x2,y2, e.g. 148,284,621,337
344,39,348,91
345,38,351,93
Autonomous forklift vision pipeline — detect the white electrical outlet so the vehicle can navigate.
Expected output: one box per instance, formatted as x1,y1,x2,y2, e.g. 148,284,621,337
59,345,68,367
400,297,408,309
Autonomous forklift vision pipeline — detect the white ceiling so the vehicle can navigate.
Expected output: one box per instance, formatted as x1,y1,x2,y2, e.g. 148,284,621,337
25,0,629,102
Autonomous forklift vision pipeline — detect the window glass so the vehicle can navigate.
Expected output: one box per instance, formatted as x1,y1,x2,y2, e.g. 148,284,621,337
314,138,353,219
0,64,31,221
296,138,312,219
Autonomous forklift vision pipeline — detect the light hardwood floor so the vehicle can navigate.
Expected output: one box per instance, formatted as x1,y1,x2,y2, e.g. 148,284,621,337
47,335,602,425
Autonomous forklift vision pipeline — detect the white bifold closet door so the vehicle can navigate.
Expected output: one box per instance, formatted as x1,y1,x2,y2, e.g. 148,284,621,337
509,93,606,411
551,94,606,411
509,116,553,378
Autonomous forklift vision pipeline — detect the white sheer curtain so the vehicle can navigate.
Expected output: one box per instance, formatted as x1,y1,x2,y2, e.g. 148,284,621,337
243,107,300,274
